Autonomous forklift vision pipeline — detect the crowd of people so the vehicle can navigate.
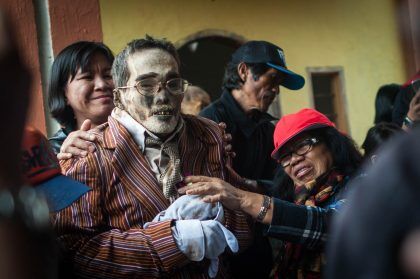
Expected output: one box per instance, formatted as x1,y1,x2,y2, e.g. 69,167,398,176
2,9,420,279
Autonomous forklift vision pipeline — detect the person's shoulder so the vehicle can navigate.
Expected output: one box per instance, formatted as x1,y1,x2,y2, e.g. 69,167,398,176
183,114,220,132
90,122,109,143
60,122,113,167
182,114,223,144
199,98,226,121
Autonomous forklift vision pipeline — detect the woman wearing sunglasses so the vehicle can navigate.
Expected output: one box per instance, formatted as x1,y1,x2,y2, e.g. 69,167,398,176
179,108,362,279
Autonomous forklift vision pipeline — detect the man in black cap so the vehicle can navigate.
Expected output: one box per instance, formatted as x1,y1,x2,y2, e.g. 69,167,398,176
200,40,305,278
201,40,304,184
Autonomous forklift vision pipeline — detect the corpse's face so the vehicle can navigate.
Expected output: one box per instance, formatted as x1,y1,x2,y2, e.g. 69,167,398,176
120,49,183,137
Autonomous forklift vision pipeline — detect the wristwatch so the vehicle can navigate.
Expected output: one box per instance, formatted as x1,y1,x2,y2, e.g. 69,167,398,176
404,116,414,128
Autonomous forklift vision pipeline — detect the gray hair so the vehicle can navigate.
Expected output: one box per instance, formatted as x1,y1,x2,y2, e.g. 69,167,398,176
111,35,180,88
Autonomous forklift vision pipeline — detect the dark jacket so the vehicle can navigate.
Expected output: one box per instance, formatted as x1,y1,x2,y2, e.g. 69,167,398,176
200,90,278,181
200,90,277,278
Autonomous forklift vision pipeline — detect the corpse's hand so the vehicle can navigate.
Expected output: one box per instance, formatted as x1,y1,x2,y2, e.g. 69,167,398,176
171,219,238,278
179,176,246,211
149,194,223,223
201,219,239,277
147,194,238,278
57,119,97,160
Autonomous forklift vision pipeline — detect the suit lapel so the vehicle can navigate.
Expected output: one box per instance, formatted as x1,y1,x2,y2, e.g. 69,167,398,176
108,117,170,219
179,116,226,180
178,117,207,176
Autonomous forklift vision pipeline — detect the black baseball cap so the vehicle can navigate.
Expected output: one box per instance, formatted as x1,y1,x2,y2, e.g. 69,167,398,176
231,40,305,90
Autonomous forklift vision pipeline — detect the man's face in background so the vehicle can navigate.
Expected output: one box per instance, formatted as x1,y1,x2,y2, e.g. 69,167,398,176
241,66,283,112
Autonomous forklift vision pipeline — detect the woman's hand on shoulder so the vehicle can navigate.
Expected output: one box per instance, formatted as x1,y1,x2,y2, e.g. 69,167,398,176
57,119,97,160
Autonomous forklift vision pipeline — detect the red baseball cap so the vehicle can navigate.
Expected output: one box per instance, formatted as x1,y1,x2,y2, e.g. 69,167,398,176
21,126,90,212
271,108,335,160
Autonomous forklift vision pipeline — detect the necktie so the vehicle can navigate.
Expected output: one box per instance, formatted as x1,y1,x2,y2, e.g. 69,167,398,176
145,136,182,200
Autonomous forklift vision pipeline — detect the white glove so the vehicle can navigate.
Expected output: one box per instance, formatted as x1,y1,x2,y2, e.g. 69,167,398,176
201,220,239,278
201,220,238,257
172,219,205,261
170,219,238,278
151,194,222,222
144,195,236,278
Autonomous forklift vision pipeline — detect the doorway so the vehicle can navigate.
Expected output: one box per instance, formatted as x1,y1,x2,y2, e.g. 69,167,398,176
177,33,244,102
307,66,350,134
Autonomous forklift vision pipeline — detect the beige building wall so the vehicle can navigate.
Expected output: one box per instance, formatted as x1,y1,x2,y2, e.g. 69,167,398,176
100,0,406,144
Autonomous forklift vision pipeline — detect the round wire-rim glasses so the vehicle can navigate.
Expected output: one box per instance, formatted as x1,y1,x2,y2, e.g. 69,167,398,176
114,77,191,96
278,137,319,168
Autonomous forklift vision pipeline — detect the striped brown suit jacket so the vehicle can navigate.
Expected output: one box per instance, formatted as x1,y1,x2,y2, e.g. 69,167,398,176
54,115,250,278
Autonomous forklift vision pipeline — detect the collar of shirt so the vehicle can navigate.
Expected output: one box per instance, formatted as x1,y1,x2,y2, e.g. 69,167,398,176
111,107,185,152
221,90,277,138
112,108,185,184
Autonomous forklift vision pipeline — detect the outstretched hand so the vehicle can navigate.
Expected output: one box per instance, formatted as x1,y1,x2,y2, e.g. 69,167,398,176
179,175,273,224
57,119,97,160
179,176,245,211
